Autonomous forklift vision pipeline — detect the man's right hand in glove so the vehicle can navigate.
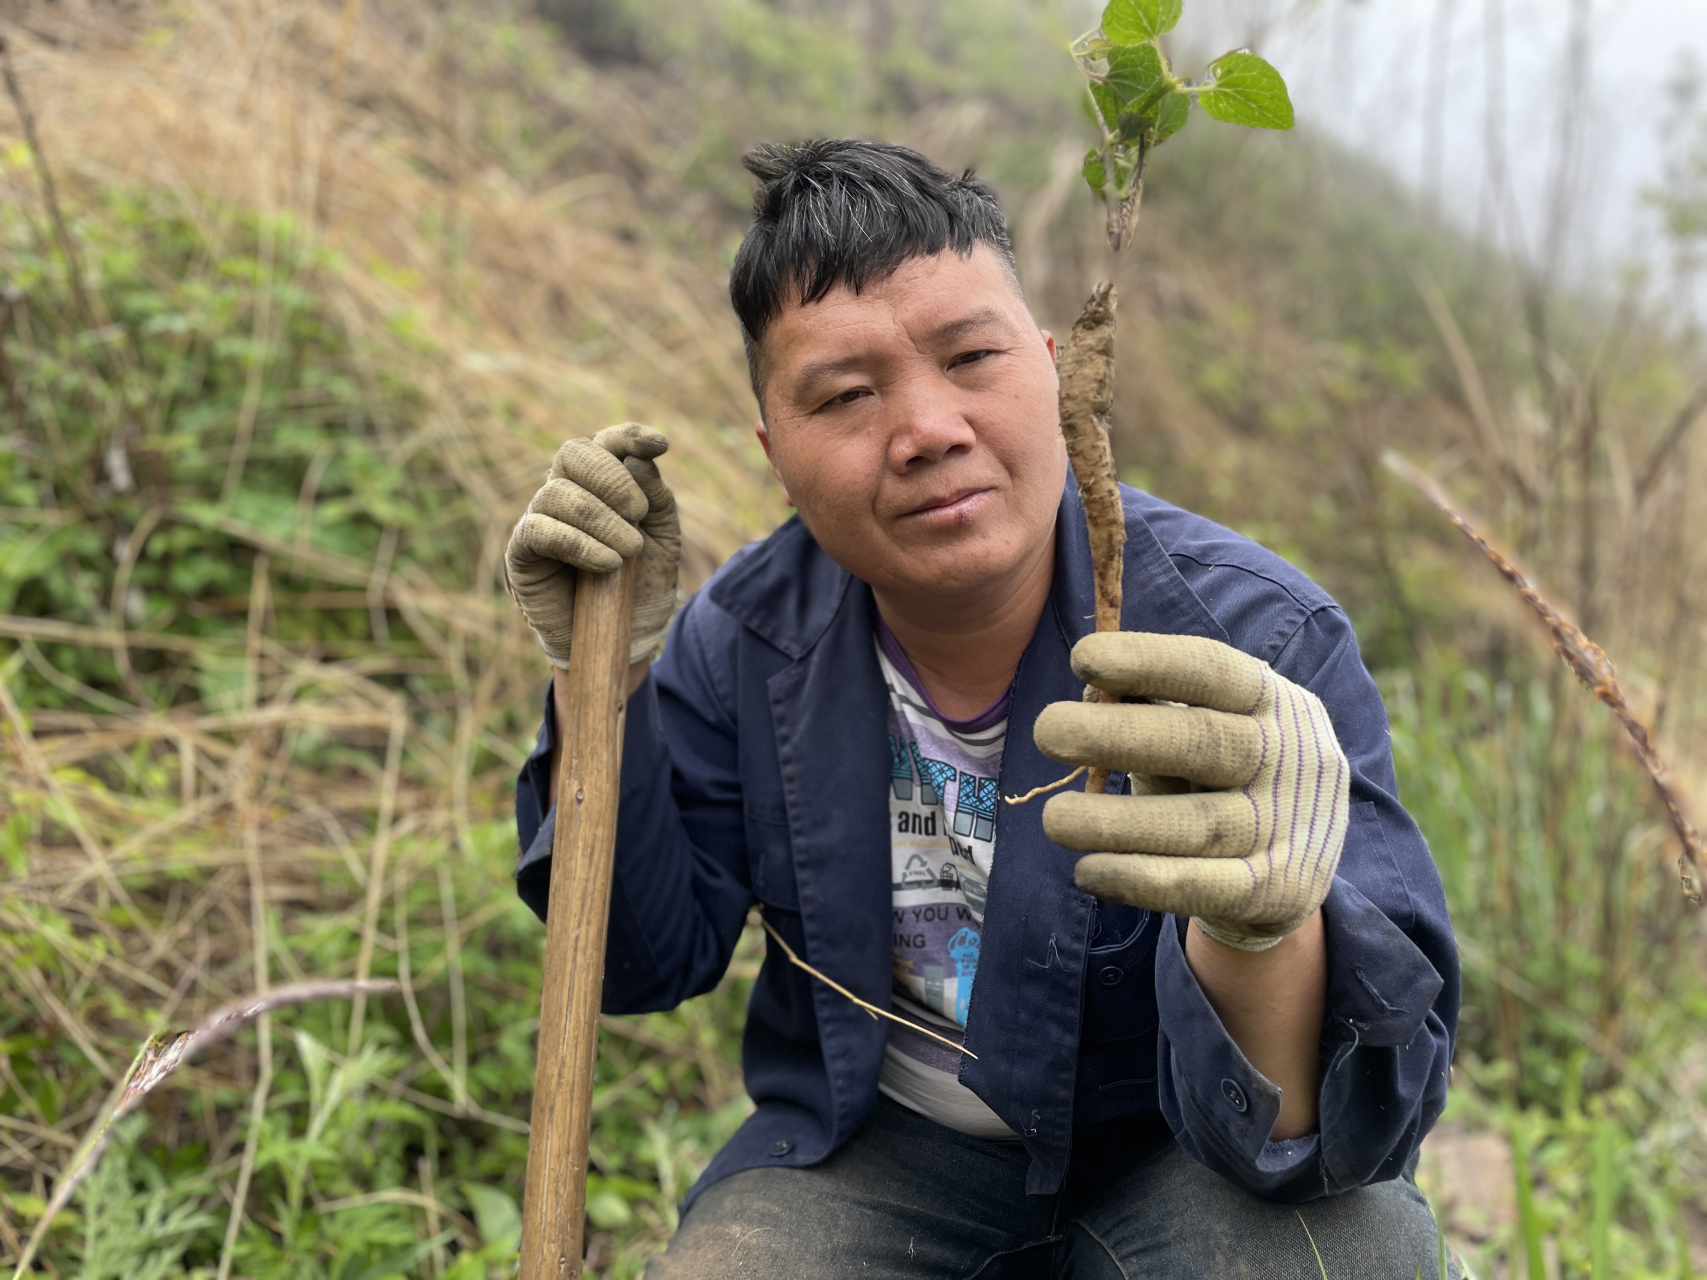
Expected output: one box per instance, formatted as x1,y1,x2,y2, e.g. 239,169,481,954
504,421,681,691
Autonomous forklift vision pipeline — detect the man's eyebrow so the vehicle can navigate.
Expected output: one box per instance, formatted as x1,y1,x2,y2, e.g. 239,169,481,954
793,353,869,393
788,308,1014,400
924,307,1008,345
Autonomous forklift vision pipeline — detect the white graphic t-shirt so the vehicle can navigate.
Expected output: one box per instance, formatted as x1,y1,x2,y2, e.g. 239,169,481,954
875,620,1017,1139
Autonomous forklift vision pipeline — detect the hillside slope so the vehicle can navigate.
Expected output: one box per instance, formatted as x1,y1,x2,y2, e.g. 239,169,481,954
3,2,1705,1275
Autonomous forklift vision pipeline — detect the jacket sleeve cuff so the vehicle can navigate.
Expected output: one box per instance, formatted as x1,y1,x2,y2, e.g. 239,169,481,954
516,672,669,922
1155,876,1445,1201
1154,914,1323,1196
515,680,557,861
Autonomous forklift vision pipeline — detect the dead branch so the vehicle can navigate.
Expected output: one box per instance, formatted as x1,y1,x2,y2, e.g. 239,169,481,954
1384,450,1705,904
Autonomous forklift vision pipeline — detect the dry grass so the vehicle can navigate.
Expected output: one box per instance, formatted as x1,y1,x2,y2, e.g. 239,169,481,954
0,2,784,1268
2,0,784,580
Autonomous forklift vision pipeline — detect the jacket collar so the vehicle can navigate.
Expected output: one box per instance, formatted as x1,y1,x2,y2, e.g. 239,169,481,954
707,481,1229,653
708,515,852,660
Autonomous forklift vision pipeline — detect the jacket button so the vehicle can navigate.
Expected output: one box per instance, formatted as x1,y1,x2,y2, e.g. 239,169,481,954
1220,1078,1248,1113
768,1139,794,1157
1098,965,1124,987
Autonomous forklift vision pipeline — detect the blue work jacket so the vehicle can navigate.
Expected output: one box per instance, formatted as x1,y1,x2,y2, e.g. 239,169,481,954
516,482,1458,1207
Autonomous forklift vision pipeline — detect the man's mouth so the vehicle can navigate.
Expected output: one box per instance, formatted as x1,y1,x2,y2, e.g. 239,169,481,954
902,487,992,523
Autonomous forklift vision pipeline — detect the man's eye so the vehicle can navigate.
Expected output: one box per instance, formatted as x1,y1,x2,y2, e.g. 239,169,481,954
820,387,870,410
950,349,998,369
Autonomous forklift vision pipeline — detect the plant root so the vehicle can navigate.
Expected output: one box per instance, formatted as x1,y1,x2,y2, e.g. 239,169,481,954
1058,281,1125,794
757,915,975,1060
1004,765,1088,806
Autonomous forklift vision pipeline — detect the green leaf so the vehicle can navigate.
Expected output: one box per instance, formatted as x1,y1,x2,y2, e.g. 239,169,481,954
461,1182,521,1248
1590,1120,1615,1280
1154,88,1190,144
1197,51,1294,129
1082,149,1107,197
1115,108,1156,144
1105,43,1166,105
1102,0,1183,43
1090,81,1124,129
348,1232,458,1280
585,1188,634,1230
1512,1123,1546,1280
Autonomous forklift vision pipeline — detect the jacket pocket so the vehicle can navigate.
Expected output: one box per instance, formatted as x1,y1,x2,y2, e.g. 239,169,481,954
745,807,800,911
1081,911,1159,1047
1075,914,1163,1124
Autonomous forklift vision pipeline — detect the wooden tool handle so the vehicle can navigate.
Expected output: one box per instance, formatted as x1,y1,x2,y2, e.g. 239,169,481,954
520,562,636,1279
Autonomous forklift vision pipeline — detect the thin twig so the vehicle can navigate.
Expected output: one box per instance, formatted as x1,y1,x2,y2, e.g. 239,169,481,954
1003,765,1086,805
314,0,367,224
436,862,470,1107
348,701,407,1056
18,636,140,716
109,505,164,702
219,212,278,505
0,1198,22,1262
756,915,975,1060
0,667,156,939
243,553,270,714
316,1186,475,1237
8,979,396,1280
0,36,100,337
1634,381,1707,503
395,869,462,1103
217,746,273,1280
1384,450,1705,903
374,1076,530,1135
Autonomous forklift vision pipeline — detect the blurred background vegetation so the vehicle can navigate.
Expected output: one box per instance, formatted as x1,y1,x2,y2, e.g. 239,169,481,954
1,0,1704,1276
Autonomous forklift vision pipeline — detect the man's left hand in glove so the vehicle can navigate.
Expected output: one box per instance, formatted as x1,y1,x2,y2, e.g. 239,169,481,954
1033,631,1350,1140
1033,631,1350,949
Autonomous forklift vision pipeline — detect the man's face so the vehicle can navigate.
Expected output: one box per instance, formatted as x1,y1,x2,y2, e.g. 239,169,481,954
755,246,1067,606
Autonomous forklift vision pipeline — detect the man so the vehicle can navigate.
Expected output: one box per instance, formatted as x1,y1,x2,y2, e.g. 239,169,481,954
507,140,1458,1277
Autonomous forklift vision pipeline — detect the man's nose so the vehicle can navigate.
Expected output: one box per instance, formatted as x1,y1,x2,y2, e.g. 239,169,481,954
885,373,975,472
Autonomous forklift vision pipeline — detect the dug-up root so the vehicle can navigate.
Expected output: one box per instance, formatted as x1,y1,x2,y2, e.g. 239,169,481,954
1058,282,1125,796
1058,281,1124,636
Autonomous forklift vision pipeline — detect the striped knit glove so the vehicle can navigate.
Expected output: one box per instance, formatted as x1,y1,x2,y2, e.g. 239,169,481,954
1033,633,1350,951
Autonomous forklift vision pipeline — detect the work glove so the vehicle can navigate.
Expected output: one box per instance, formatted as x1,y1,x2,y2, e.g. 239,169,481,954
503,423,680,668
1033,633,1350,951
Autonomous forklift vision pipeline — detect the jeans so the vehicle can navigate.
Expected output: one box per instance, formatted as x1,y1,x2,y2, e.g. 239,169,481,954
645,1098,1457,1278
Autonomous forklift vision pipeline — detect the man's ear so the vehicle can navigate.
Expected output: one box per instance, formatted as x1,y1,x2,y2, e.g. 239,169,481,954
1041,328,1057,366
755,421,796,508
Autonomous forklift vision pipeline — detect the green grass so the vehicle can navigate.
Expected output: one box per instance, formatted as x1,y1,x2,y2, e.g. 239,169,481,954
0,790,758,1278
1387,664,1707,1277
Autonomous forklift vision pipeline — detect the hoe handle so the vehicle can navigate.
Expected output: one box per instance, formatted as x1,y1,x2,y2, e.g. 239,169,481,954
520,563,635,1278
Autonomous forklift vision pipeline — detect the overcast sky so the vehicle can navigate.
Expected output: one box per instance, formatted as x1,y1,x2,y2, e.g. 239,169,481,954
1160,0,1707,289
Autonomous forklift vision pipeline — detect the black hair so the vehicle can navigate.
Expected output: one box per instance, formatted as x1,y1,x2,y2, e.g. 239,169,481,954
728,139,1018,408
